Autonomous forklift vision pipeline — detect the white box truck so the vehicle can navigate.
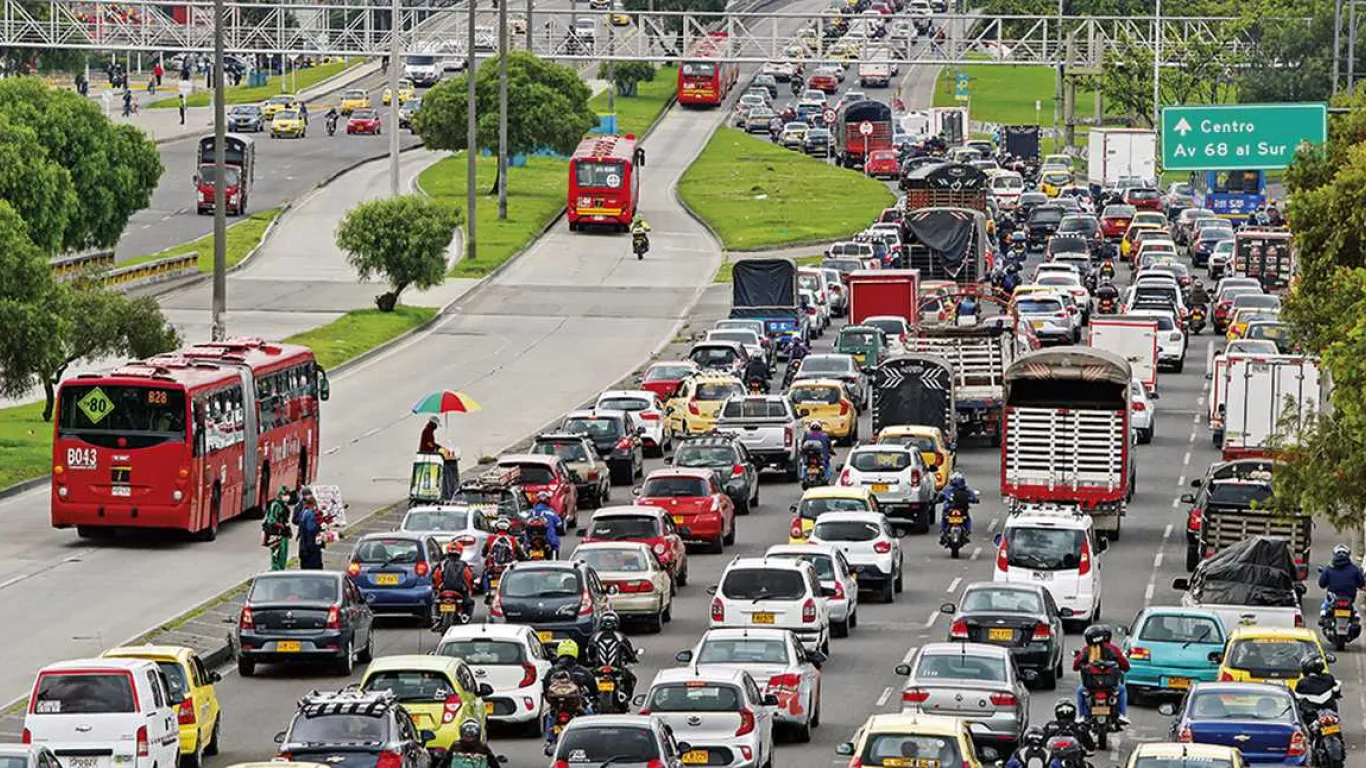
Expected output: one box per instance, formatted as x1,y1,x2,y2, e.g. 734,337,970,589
1088,316,1158,390
929,106,969,146
1222,354,1324,460
1087,128,1157,186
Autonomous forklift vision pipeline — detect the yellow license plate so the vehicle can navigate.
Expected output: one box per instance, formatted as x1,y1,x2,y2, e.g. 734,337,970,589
947,515,965,524
439,603,457,613
672,515,684,525
682,750,709,765
1167,677,1191,690
988,628,1013,641
752,612,776,624
484,702,493,715
597,680,615,692
1323,723,1341,736
1335,609,1352,617
375,573,400,585
1092,705,1111,716
537,631,554,642
530,551,545,560
872,484,889,493
277,641,301,652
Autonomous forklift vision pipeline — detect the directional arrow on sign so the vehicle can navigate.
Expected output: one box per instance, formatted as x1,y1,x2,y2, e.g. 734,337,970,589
1173,118,1193,137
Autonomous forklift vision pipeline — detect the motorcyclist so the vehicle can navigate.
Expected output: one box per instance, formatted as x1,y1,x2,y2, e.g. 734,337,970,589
481,517,524,590
1007,231,1028,266
450,719,501,768
324,105,338,130
1001,264,1021,296
1041,699,1096,752
1094,277,1120,312
585,611,639,701
1004,725,1050,768
955,294,979,325
802,421,834,484
939,472,979,542
1073,625,1130,726
743,350,770,393
1267,198,1284,227
1293,654,1342,720
525,491,563,556
432,540,475,620
1099,258,1116,281
1189,279,1210,308
1318,544,1365,624
542,639,596,709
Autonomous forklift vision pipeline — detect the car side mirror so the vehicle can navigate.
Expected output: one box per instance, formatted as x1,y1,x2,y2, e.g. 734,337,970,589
939,602,956,614
1179,493,1196,504
478,683,494,697
1157,702,1179,717
675,650,694,663
1059,607,1075,618
1172,578,1191,591
1208,651,1224,664
274,731,287,744
632,694,647,707
1325,653,1337,664
209,671,222,683
1150,390,1161,399
679,526,692,537
806,650,827,665
835,743,855,757
705,585,718,596
632,486,642,497
419,730,437,742
789,504,798,514
1096,537,1109,554
663,455,674,465
992,533,1003,547
894,663,912,676
607,584,620,595
544,744,556,758
763,693,780,706
1190,478,1202,488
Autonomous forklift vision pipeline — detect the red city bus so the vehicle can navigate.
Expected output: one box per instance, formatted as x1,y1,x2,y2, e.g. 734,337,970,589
567,134,639,232
51,338,328,540
677,33,738,107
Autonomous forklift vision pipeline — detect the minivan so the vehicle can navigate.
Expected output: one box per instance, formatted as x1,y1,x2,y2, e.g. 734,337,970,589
25,658,180,768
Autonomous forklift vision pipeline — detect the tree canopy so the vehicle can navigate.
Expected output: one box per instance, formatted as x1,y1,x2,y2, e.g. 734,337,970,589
335,195,462,311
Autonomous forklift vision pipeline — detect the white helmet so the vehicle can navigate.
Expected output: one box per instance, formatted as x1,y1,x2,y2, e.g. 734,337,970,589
809,421,824,431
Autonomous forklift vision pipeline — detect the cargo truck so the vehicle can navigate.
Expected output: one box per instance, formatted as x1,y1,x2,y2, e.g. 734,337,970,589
899,207,990,286
912,323,1016,445
730,258,809,360
871,354,957,447
929,106,968,146
1086,128,1157,187
1088,316,1158,391
900,162,989,212
1233,228,1294,294
846,269,920,328
1181,458,1312,578
1221,354,1324,460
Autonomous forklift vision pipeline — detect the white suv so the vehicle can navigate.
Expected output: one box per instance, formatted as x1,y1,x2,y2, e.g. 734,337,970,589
838,444,937,533
766,542,860,637
640,667,776,768
808,511,904,605
25,658,180,768
993,504,1108,626
709,557,831,654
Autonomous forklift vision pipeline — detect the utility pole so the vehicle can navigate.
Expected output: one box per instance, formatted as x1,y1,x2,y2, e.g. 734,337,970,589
388,0,401,196
498,0,509,219
1152,0,1161,130
466,0,478,261
1350,0,1359,93
607,20,616,119
526,0,534,51
210,0,227,341
1335,0,1344,96
1053,0,1063,150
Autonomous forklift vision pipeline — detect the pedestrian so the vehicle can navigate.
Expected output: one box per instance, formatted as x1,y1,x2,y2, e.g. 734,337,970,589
122,87,132,118
74,71,87,96
262,486,293,571
231,68,242,86
633,146,645,168
178,93,186,125
204,63,212,89
146,76,156,95
294,487,325,570
152,61,163,86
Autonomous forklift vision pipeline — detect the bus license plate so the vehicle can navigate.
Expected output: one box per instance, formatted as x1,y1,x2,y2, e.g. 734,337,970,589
110,485,131,497
752,612,776,624
988,628,1013,642
277,641,301,652
376,573,400,586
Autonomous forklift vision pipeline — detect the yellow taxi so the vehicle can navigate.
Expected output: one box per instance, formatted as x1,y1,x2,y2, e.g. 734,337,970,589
359,655,490,753
1131,211,1169,229
835,713,992,768
1216,626,1330,690
1225,308,1280,342
663,372,743,435
789,486,879,543
789,378,857,444
875,425,954,490
338,88,370,114
261,94,299,119
382,79,416,106
609,11,631,26
270,108,306,138
104,645,222,765
1124,743,1246,768
1039,170,1073,197
1120,223,1164,261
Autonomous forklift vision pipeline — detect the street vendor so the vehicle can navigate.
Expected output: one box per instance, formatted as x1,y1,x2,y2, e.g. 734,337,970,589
419,416,442,454
262,485,293,571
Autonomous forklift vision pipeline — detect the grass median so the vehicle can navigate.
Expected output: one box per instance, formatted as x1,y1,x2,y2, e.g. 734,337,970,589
589,65,678,138
0,402,52,490
679,128,895,251
713,254,823,283
149,59,365,109
419,154,568,278
120,208,280,272
934,64,1098,127
285,305,437,370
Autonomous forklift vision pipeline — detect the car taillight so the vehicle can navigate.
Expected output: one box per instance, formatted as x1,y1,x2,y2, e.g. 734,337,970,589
839,401,850,416
619,579,655,593
901,688,929,703
873,540,892,554
578,590,594,616
711,598,725,622
375,750,403,768
996,539,1009,572
639,411,660,421
731,463,745,477
790,518,804,540
910,469,921,486
1031,622,1051,641
347,561,361,576
21,728,30,745
1132,401,1146,411
552,761,570,768
1187,507,1203,532
1177,724,1193,742
136,726,149,758
784,425,794,447
489,592,504,618
1128,646,1151,660
801,597,817,623
239,606,255,629
178,697,196,725
839,469,852,486
735,708,756,736
1294,613,1304,628
1287,728,1307,757
325,605,340,629
1077,537,1091,576
950,619,969,640
832,579,846,601
990,692,1018,707
1219,670,1234,681
615,437,633,452
415,561,430,577
688,402,701,416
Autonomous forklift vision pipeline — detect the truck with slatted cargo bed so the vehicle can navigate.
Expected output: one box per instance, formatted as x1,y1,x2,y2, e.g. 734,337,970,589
911,323,1016,446
1182,458,1312,578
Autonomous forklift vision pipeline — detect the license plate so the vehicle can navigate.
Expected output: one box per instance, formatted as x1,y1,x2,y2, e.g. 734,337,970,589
1335,609,1352,617
439,603,457,613
109,485,131,497
537,631,554,642
1092,705,1110,716
489,578,500,591
672,515,684,525
1031,571,1053,580
597,680,615,692
277,641,301,652
1323,722,1341,736
1032,320,1047,328
988,628,1013,641
376,573,400,585
682,750,709,765
484,702,493,715
752,612,776,624
1167,677,1191,690
70,759,97,768
530,551,545,560
947,515,964,524
872,484,889,493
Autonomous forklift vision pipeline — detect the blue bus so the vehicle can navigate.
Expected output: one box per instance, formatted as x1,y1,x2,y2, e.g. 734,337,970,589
1191,169,1266,219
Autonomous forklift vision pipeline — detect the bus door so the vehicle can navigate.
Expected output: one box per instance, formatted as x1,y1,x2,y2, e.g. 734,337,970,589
229,365,261,512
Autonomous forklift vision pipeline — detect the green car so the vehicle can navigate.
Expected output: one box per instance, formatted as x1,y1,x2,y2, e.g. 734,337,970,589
835,325,887,369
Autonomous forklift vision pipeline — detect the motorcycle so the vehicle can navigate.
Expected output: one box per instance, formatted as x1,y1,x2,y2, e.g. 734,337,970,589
431,589,472,633
941,509,969,558
1095,294,1118,315
1321,592,1361,651
799,440,828,490
1044,735,1089,768
325,113,338,136
1308,710,1347,768
632,231,649,260
1099,260,1116,281
591,665,630,714
1077,658,1122,751
1188,305,1208,335
543,673,586,748
747,376,768,395
524,517,552,560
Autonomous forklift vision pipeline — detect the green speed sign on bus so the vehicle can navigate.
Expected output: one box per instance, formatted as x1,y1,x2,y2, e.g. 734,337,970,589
1161,103,1326,171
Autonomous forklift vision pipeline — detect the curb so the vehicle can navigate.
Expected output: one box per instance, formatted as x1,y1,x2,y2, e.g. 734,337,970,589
0,476,49,502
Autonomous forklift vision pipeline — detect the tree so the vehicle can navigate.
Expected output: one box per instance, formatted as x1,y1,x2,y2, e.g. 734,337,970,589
620,0,724,37
335,196,461,312
416,52,597,158
1099,37,1239,127
0,109,78,253
0,200,64,404
599,61,655,98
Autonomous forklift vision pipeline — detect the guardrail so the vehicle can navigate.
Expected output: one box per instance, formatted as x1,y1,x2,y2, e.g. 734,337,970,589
101,253,200,290
49,250,115,281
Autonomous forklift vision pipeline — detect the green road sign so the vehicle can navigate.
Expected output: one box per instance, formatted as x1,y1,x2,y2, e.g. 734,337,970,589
1161,103,1326,171
954,72,969,102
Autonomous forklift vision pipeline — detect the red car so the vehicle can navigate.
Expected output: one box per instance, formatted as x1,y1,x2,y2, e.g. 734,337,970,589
1099,204,1136,240
634,468,736,554
637,361,700,400
582,505,688,584
865,149,900,179
809,73,839,94
347,108,382,135
496,454,579,528
1123,187,1163,211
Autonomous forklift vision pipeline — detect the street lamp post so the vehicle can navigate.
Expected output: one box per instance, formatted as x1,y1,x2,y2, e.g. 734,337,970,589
498,0,509,219
210,0,227,341
1152,0,1161,130
388,0,401,197
466,0,478,261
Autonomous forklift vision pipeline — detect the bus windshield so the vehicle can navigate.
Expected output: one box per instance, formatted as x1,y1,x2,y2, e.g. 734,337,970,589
575,160,625,189
682,62,716,78
58,385,187,445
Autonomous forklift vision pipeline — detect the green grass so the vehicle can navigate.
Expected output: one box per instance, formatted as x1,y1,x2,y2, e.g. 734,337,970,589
934,64,1100,127
121,209,280,272
713,254,822,283
285,305,437,370
0,401,52,490
589,65,678,138
419,154,568,278
148,59,364,109
679,128,895,251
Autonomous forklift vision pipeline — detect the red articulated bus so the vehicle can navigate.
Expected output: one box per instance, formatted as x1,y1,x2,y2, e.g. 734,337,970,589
568,134,639,232
677,33,738,107
51,338,329,540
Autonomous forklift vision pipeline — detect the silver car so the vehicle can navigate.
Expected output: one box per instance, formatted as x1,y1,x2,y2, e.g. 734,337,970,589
793,353,869,409
674,627,825,740
894,642,1030,748
765,543,860,637
398,504,492,582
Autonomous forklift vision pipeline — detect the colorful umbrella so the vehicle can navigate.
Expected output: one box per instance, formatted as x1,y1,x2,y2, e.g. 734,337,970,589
411,390,483,415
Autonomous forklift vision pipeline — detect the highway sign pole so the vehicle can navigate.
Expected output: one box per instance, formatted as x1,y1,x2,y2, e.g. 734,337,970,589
1161,103,1327,171
388,0,400,197
1152,0,1160,131
466,0,477,261
210,0,226,341
859,120,873,177
498,0,508,220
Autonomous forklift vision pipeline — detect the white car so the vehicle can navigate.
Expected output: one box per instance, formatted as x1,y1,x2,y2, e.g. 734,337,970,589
674,627,826,740
861,315,911,350
595,389,672,456
761,61,795,80
640,667,776,768
989,172,1024,211
766,542,860,636
1129,308,1187,372
808,510,904,606
1032,271,1091,319
1130,379,1155,443
710,556,831,653
994,505,1107,625
800,288,830,333
436,623,551,730
707,329,768,369
399,504,493,581
25,658,181,768
1208,239,1235,278
1012,291,1075,345
836,444,936,534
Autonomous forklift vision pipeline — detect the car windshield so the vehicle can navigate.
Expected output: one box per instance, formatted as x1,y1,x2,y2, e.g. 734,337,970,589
1037,275,1078,288
1006,527,1084,571
32,673,135,715
644,364,695,382
1138,614,1223,644
248,574,339,603
499,569,582,598
1236,296,1281,310
862,735,960,768
1049,239,1089,254
1206,482,1273,507
1133,314,1176,331
646,683,741,712
864,319,904,337
532,440,589,463
721,568,806,600
505,463,555,484
556,726,659,764
797,497,870,519
362,670,455,702
196,166,242,186
850,451,912,472
343,89,366,99
801,356,853,375
697,638,789,664
962,588,1043,614
1031,208,1064,224
1226,638,1319,672
674,445,737,468
710,331,758,346
813,519,881,542
563,417,622,439
438,639,525,664
769,552,835,580
0,757,26,768
1134,759,1235,768
879,434,936,452
695,382,743,400
288,713,386,744
354,538,421,565
790,386,841,405
642,477,709,498
575,547,650,573
589,515,660,540
402,508,472,532
839,330,880,347
1188,691,1293,721
915,652,1007,682
598,397,651,412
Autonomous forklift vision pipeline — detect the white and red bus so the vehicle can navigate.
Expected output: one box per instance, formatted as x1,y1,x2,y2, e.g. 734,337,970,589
51,338,328,540
567,133,640,232
676,33,738,107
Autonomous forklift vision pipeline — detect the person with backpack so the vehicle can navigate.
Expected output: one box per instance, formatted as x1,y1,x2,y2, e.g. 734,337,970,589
261,486,293,571
939,473,980,544
481,517,524,590
432,541,475,620
542,640,595,743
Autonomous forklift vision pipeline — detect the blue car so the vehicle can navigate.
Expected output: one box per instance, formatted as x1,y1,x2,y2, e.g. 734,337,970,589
1167,682,1308,765
1122,608,1226,699
346,532,441,617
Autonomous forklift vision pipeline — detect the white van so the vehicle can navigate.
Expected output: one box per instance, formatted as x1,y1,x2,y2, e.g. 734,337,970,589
24,658,179,768
993,505,1106,626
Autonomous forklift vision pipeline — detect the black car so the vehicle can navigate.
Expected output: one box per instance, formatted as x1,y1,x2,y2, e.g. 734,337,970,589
450,477,531,520
804,128,832,157
1044,233,1093,265
1014,191,1050,223
561,409,645,486
1192,228,1235,267
236,571,375,677
275,689,435,768
488,560,612,650
1026,205,1067,250
668,434,760,515
942,581,1067,689
227,105,264,132
1055,214,1103,257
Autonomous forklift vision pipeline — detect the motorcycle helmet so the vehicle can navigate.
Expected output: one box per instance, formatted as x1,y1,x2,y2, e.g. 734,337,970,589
458,719,482,743
1022,725,1046,748
809,421,824,432
1011,231,1026,244
537,490,553,503
495,518,512,532
1333,544,1352,567
1083,624,1112,646
1053,698,1078,724
949,472,966,488
445,540,464,556
1302,654,1327,677
600,611,620,632
556,639,580,660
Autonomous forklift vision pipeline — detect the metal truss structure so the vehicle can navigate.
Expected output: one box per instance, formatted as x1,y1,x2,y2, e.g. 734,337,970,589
0,3,1299,66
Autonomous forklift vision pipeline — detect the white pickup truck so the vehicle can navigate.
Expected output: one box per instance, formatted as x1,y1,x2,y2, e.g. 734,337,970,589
1170,536,1306,630
713,395,802,480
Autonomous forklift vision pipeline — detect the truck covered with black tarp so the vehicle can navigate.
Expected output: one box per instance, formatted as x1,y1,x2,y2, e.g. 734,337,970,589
1175,535,1304,629
1004,125,1040,160
730,258,808,358
871,354,957,445
900,207,989,285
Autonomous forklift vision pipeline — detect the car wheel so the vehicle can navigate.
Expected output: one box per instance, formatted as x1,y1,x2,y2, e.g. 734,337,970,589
181,738,204,768
1185,543,1200,572
707,536,724,555
751,483,759,509
1037,663,1057,690
1174,358,1185,373
335,640,354,676
203,717,221,757
723,522,736,546
236,657,255,677
609,461,631,486
601,481,611,504
358,629,374,663
735,496,751,516
893,560,904,593
677,561,689,587
791,717,812,743
879,579,895,604
646,611,663,634
1139,427,1153,444
832,616,849,638
784,459,799,482
662,600,673,623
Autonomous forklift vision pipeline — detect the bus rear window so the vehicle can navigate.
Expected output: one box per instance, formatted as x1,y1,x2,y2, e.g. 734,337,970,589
682,62,716,77
575,161,625,189
58,385,187,437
